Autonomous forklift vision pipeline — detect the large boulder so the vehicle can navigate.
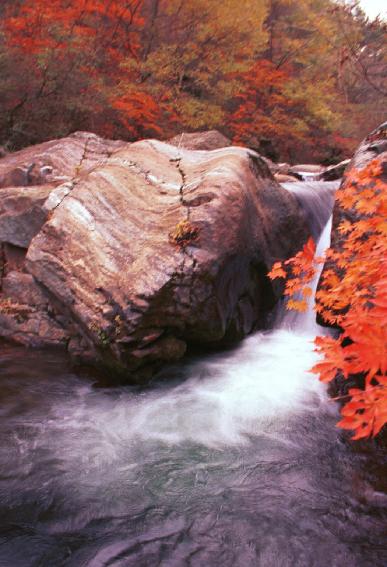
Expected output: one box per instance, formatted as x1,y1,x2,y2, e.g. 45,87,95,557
16,139,309,380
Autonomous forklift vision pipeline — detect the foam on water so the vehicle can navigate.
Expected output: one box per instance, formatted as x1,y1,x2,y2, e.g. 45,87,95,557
38,328,326,459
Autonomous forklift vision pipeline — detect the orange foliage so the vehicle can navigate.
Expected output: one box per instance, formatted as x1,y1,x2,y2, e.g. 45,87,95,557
229,60,302,157
269,237,317,314
269,157,387,439
111,92,163,138
2,0,166,140
228,59,338,161
5,0,144,55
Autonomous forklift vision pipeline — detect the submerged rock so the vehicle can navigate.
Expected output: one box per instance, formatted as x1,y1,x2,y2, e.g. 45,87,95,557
1,135,309,381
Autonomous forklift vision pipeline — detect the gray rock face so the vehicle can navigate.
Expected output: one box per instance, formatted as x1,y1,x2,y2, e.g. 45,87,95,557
0,270,69,347
1,134,310,381
329,123,386,259
0,185,53,248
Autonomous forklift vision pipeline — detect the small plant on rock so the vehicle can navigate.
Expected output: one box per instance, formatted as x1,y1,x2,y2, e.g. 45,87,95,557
169,220,199,248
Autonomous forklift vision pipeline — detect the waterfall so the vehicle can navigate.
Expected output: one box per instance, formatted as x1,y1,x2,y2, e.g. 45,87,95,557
0,181,340,451
278,215,333,334
281,180,338,240
277,180,338,334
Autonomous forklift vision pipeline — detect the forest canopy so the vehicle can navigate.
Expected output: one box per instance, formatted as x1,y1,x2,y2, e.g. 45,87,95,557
0,0,386,162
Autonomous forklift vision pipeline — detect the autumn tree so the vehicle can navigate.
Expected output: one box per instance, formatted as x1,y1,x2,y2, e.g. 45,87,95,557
0,0,150,148
228,60,304,160
130,0,268,135
228,0,385,162
327,2,387,147
229,1,343,161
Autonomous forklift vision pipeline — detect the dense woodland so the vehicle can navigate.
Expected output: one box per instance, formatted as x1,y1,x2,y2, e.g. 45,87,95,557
0,0,386,162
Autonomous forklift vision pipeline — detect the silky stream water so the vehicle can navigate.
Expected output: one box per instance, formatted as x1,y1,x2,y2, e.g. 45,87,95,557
0,182,386,567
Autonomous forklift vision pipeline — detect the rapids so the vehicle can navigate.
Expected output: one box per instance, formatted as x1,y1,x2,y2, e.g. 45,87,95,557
0,181,386,566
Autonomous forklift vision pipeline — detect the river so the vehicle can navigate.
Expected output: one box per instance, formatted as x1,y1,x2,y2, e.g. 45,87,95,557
0,182,386,566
